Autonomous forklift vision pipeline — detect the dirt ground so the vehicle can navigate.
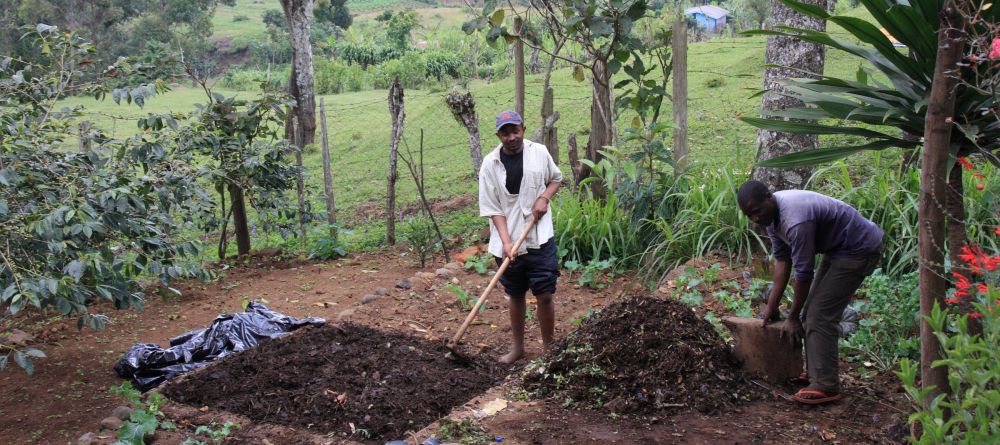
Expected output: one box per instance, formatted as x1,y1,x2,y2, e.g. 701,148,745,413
0,248,910,444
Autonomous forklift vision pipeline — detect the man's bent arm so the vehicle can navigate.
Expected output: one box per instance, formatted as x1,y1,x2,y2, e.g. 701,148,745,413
765,260,792,318
787,277,811,322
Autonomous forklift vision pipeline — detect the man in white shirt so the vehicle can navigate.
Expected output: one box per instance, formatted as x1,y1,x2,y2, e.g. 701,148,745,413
478,110,563,363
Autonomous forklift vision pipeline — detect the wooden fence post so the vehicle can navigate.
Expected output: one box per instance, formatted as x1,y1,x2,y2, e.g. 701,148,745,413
672,19,689,175
320,98,337,240
514,17,525,116
387,76,405,245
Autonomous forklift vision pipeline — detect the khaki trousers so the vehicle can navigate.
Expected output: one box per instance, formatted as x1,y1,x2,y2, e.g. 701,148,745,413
803,248,882,390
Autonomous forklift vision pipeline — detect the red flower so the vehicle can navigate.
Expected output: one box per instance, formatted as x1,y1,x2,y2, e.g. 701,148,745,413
968,312,983,319
977,183,985,190
973,173,985,179
958,156,975,170
995,227,1000,236
945,298,960,304
990,38,1000,61
953,271,971,290
978,283,989,294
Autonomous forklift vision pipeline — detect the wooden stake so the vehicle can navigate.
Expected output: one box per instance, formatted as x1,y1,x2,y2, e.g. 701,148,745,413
320,98,337,240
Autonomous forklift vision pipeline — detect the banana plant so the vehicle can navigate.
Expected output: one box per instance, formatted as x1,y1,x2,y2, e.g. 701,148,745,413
740,0,999,167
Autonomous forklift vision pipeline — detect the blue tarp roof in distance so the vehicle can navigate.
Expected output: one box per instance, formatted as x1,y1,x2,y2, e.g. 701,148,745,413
684,5,729,19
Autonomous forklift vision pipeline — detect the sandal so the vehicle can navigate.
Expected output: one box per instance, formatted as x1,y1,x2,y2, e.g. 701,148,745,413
792,388,842,405
788,371,809,385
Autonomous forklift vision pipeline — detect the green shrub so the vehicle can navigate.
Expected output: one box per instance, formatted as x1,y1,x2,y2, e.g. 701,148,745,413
374,52,427,89
552,191,640,267
221,67,281,91
640,165,766,281
897,300,998,444
400,215,437,267
314,59,370,94
233,14,249,22
841,269,920,371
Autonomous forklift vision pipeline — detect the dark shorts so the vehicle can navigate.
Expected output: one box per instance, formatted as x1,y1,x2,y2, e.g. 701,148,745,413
494,239,560,298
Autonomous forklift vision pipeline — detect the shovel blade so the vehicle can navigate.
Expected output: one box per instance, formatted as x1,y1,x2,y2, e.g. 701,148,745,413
723,316,803,384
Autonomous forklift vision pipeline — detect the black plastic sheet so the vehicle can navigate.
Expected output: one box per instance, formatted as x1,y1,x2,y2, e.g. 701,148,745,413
114,301,325,391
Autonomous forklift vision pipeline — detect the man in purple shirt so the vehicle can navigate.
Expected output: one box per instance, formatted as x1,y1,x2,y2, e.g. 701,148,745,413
737,180,883,405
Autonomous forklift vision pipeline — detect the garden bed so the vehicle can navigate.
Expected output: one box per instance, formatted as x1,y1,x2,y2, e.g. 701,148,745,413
161,323,509,444
523,295,757,414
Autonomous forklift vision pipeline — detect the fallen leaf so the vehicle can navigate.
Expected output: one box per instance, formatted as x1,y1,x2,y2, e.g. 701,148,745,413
478,398,508,417
821,430,837,441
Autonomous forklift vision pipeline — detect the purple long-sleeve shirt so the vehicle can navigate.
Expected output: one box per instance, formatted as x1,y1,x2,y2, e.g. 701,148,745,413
766,190,884,282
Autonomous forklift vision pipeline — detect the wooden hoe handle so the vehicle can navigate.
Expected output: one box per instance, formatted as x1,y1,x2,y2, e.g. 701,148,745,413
448,216,537,349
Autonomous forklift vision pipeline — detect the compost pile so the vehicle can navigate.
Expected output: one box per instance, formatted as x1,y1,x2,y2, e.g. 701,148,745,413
162,323,509,444
522,295,755,414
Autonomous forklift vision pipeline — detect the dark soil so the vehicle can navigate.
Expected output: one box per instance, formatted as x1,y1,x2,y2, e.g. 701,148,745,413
522,295,756,414
161,323,510,444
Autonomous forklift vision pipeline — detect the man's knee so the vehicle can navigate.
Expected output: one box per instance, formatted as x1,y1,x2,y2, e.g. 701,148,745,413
536,292,554,305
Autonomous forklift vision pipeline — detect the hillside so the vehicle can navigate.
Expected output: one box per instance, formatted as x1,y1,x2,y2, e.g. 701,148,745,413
62,5,886,248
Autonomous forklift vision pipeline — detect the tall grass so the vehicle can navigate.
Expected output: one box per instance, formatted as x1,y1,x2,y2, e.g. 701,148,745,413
810,153,1000,277
552,190,641,266
640,164,767,281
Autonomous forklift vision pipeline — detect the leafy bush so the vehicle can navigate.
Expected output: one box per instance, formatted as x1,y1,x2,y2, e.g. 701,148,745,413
400,215,437,267
463,254,492,274
640,165,766,281
552,191,640,267
110,382,176,445
308,226,350,260
841,269,920,370
1,27,210,375
314,58,370,94
335,42,404,68
221,67,282,91
703,77,723,88
898,300,998,444
374,51,428,89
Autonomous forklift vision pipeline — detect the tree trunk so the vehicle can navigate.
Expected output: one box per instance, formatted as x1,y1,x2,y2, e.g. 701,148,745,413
529,46,541,74
584,58,613,198
77,121,92,154
229,183,252,257
532,87,560,163
672,19,689,176
387,77,405,245
320,99,337,240
292,116,308,247
514,17,525,117
919,0,965,404
444,91,483,177
751,0,827,191
946,161,980,335
281,0,317,147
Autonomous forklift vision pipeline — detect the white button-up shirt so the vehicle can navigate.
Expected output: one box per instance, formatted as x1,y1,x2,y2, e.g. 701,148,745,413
478,139,563,257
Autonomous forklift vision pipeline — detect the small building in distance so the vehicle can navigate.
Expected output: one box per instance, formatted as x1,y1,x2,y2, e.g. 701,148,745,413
684,5,729,33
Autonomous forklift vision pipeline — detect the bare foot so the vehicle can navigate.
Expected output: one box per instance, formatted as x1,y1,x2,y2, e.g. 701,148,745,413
499,349,524,364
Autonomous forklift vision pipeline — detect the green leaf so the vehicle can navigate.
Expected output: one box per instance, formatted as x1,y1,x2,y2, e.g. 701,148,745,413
757,141,901,167
777,0,831,19
23,348,46,358
740,117,905,139
489,9,505,27
13,351,33,375
572,65,585,82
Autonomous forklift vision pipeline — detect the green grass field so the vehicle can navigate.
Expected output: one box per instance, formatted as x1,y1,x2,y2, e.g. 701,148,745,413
63,4,904,252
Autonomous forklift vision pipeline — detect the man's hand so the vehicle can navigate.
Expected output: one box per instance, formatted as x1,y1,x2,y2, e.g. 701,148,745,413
780,316,804,344
502,242,517,262
532,196,550,222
